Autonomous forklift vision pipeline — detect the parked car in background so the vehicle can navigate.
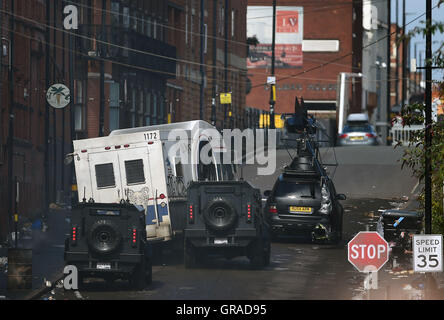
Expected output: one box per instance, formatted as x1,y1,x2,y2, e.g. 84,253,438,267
338,113,378,146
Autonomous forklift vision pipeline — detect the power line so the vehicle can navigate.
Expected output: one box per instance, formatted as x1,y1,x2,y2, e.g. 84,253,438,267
252,2,441,89
64,0,390,49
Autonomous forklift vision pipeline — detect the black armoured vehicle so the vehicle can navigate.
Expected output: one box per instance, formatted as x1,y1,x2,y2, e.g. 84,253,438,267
64,202,152,290
184,181,271,269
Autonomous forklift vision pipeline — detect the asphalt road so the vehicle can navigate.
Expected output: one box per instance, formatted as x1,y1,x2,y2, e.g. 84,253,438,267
46,145,418,300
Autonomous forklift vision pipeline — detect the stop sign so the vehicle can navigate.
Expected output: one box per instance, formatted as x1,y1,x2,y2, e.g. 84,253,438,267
348,231,389,272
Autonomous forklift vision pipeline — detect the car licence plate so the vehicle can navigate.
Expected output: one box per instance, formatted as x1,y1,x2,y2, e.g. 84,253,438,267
214,238,228,245
96,263,111,270
350,136,364,141
289,206,313,214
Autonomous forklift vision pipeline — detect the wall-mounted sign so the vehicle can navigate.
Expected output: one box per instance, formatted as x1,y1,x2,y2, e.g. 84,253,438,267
220,93,232,105
46,84,71,109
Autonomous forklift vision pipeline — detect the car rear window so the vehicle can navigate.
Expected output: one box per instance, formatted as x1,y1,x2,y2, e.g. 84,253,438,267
275,181,317,197
343,125,372,133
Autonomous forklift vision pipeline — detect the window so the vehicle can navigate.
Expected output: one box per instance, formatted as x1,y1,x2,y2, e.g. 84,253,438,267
95,163,116,188
131,10,138,31
152,93,158,124
138,90,144,127
110,1,120,26
123,7,130,28
130,89,136,127
231,9,235,38
109,82,120,131
153,20,157,39
146,16,152,37
125,159,145,185
185,6,188,44
145,92,151,125
74,80,85,131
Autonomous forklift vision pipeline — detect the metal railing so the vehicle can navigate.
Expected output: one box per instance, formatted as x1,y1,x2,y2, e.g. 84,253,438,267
390,124,425,146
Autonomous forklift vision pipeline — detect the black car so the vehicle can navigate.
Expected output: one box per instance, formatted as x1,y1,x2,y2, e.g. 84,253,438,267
263,156,346,243
184,180,271,269
64,202,152,290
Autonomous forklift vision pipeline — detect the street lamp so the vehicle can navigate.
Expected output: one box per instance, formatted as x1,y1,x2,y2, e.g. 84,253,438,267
338,72,364,134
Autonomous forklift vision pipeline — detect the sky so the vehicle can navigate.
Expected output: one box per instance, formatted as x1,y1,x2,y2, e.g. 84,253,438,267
392,0,444,81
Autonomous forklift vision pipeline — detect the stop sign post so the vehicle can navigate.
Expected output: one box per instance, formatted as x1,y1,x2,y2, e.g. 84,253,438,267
348,232,389,272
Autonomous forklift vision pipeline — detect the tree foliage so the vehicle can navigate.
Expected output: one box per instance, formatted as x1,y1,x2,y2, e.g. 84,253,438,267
397,16,444,234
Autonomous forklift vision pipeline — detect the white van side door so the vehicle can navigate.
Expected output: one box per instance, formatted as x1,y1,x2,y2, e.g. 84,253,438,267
117,146,153,206
87,151,123,203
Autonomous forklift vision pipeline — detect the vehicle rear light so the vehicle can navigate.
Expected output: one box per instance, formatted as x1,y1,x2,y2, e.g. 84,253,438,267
365,133,375,138
124,144,130,148
81,149,87,153
189,205,194,224
247,204,252,223
339,134,348,139
71,226,77,245
132,228,137,247
115,145,121,149
159,193,166,200
269,205,278,214
148,141,154,145
105,146,111,150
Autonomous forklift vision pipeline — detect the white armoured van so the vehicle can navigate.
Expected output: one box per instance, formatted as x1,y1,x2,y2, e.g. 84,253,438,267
72,120,234,243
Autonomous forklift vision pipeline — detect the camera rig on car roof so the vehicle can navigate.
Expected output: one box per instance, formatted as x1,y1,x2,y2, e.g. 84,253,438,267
279,96,338,182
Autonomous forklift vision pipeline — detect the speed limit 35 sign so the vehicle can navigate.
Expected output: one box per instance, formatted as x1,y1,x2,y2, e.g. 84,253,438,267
413,235,443,273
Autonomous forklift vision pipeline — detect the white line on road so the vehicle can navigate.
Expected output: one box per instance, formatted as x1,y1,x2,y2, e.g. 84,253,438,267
411,180,420,195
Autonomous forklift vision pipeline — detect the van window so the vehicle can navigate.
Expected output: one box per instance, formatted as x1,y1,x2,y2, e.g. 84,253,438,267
95,163,116,188
125,159,145,185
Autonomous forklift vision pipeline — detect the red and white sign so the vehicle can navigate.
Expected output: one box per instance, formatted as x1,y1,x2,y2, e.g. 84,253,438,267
247,6,304,68
348,232,389,272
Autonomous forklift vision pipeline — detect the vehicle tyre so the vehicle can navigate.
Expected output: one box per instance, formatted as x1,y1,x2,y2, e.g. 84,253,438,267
249,238,268,269
87,220,122,255
184,240,197,269
330,212,343,245
203,197,238,232
145,259,152,285
130,260,147,291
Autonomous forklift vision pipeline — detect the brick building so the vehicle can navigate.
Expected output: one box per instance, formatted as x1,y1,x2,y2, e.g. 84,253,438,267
166,0,248,129
246,0,362,117
0,0,75,241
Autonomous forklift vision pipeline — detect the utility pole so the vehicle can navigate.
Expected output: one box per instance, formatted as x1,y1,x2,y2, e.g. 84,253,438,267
45,0,50,213
53,0,57,201
401,0,406,109
424,0,432,234
69,11,76,205
223,0,229,128
395,0,399,106
61,0,66,200
386,0,391,145
99,0,106,136
7,0,14,241
211,0,217,126
199,0,205,120
269,0,276,130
